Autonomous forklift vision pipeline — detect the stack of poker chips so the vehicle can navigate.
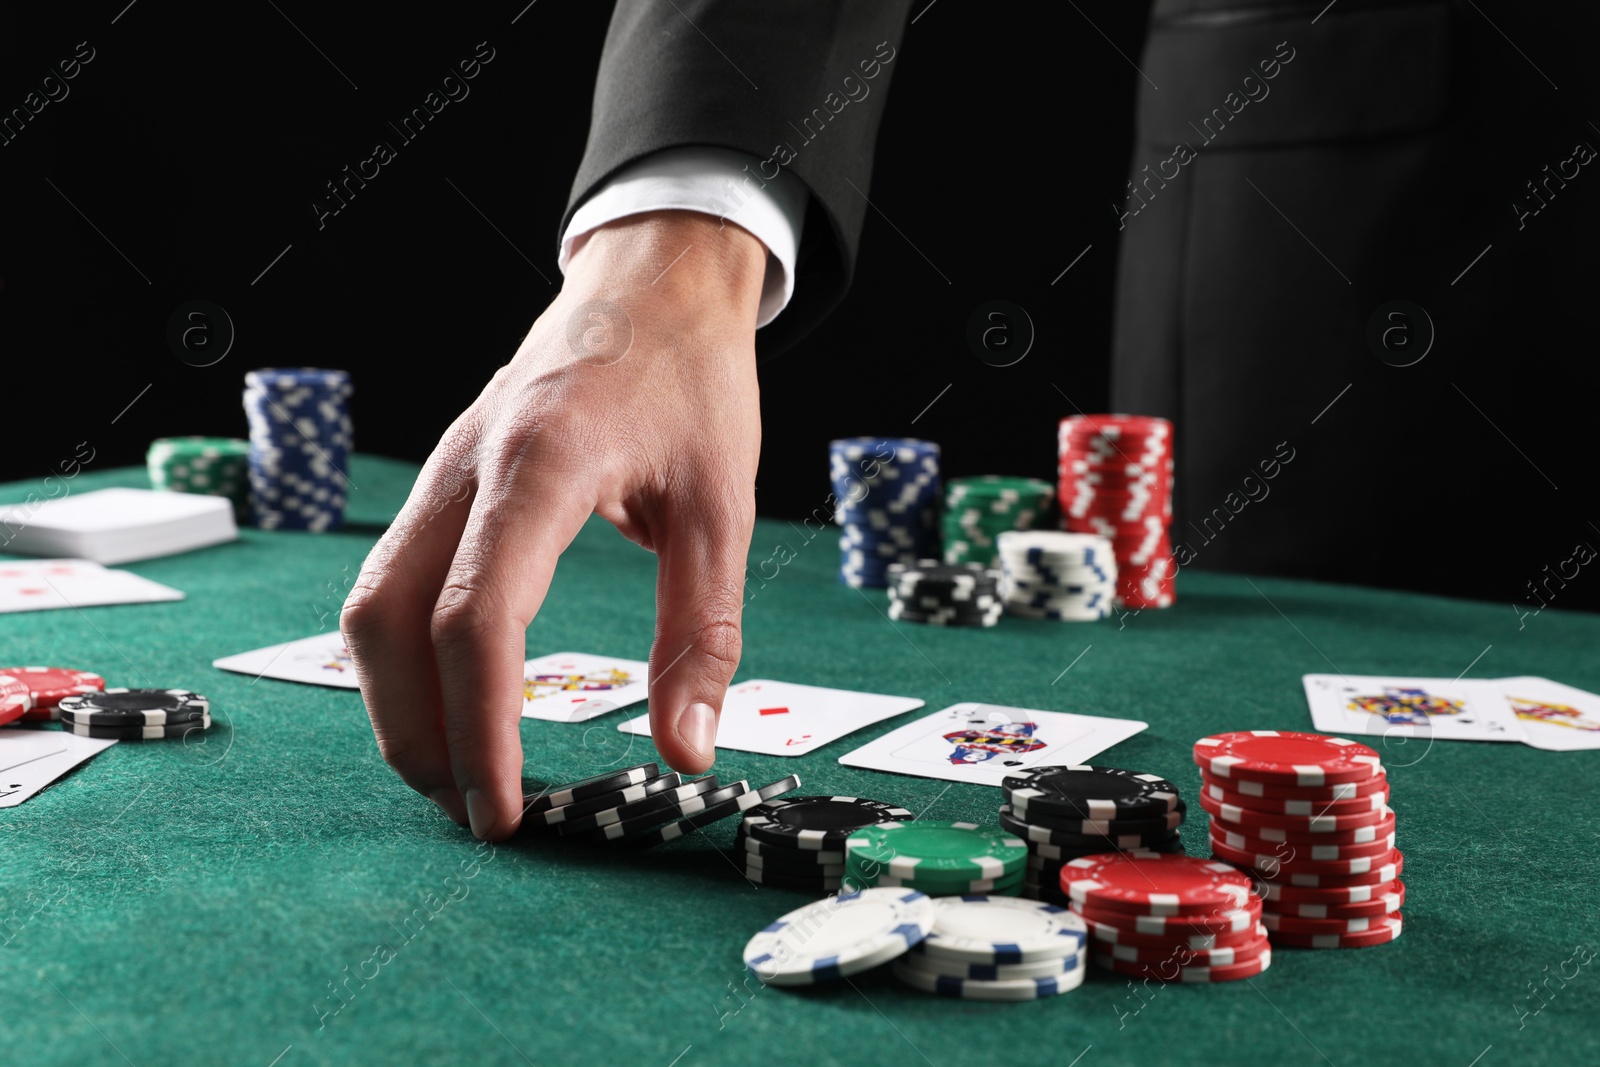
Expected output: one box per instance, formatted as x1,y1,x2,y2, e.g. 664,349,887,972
829,437,941,587
941,476,1053,567
243,368,354,531
524,763,801,847
891,895,1088,1001
1000,766,1188,900
995,531,1117,621
1194,730,1403,950
844,820,1028,897
886,560,1003,627
1057,414,1176,609
0,666,104,724
1059,852,1272,983
735,795,913,893
147,437,252,521
55,687,213,741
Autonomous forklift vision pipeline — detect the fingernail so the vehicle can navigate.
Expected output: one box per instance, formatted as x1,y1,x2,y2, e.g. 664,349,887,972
464,788,494,840
677,702,717,762
430,787,468,825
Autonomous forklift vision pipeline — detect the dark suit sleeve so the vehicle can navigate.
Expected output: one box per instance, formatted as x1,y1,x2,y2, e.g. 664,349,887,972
563,0,914,355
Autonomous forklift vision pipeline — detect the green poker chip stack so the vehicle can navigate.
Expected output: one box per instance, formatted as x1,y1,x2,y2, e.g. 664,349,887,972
147,436,251,521
844,820,1030,897
941,476,1054,567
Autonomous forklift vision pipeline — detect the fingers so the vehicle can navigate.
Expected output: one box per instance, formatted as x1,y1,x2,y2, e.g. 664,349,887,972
342,462,475,824
646,479,755,774
430,463,599,840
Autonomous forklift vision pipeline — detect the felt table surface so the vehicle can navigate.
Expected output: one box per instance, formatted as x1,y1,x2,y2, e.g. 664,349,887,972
2,456,1597,1067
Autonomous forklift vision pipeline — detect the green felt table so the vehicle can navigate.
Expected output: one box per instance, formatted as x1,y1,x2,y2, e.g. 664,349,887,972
3,456,1598,1067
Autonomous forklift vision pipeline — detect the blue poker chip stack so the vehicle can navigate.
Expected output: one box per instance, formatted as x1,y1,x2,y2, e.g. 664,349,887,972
829,437,942,588
242,368,354,532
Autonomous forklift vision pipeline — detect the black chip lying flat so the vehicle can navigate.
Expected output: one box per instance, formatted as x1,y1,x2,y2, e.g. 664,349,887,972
1002,765,1181,822
56,688,209,727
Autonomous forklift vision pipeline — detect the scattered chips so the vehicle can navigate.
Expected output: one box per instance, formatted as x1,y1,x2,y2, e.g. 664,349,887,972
743,887,934,985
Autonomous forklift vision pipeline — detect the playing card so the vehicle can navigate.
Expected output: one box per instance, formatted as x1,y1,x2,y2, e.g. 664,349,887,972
523,652,650,722
1486,676,1600,752
0,730,117,808
1302,674,1522,743
617,679,923,756
0,558,184,614
837,702,1149,786
0,729,68,773
212,632,360,688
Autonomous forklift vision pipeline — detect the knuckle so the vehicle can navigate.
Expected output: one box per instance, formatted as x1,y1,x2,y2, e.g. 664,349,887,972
429,581,506,649
684,616,743,675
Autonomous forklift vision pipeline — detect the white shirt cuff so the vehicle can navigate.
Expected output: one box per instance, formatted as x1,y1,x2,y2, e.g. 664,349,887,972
559,146,808,329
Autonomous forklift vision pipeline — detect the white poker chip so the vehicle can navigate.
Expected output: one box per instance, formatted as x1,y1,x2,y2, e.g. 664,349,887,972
743,887,934,986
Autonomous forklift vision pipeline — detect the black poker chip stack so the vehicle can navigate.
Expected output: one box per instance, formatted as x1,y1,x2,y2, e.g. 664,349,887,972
999,766,1188,903
733,796,915,894
885,560,1004,628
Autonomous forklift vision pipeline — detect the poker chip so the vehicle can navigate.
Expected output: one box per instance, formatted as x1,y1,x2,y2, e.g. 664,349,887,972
582,780,752,841
1261,909,1401,935
0,674,33,726
1082,916,1267,951
147,436,251,521
1199,768,1389,801
742,796,914,850
0,666,105,721
1198,792,1394,833
831,437,941,588
66,713,212,740
1095,930,1270,967
1193,731,1383,787
1001,801,1184,837
622,774,803,847
741,866,843,893
56,688,209,727
914,895,1087,965
1202,779,1390,816
869,872,1025,896
1210,826,1397,859
1267,914,1403,949
1003,765,1181,822
896,947,1079,982
742,854,848,877
1058,853,1253,916
1030,834,1184,862
1210,840,1404,878
244,367,354,531
1225,809,1398,846
885,560,1004,627
1254,878,1402,905
1091,945,1272,982
890,956,1085,1000
521,763,660,816
941,476,1055,569
1071,899,1261,936
537,771,699,825
997,805,1180,846
743,887,934,985
1057,415,1176,609
1252,854,1404,889
846,821,1027,881
737,835,846,865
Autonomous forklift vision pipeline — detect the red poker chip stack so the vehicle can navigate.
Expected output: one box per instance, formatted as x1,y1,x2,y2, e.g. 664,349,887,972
1194,731,1405,950
1057,415,1175,609
1056,852,1271,983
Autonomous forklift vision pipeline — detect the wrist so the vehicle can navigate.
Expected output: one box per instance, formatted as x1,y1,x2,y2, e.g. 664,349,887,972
566,210,767,326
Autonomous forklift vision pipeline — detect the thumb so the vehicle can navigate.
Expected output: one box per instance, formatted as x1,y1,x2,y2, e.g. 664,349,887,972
646,494,753,773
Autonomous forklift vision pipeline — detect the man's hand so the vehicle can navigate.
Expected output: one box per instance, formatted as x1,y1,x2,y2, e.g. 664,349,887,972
342,210,767,840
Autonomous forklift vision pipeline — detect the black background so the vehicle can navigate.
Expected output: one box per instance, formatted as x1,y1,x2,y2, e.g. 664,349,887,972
1,2,1594,614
